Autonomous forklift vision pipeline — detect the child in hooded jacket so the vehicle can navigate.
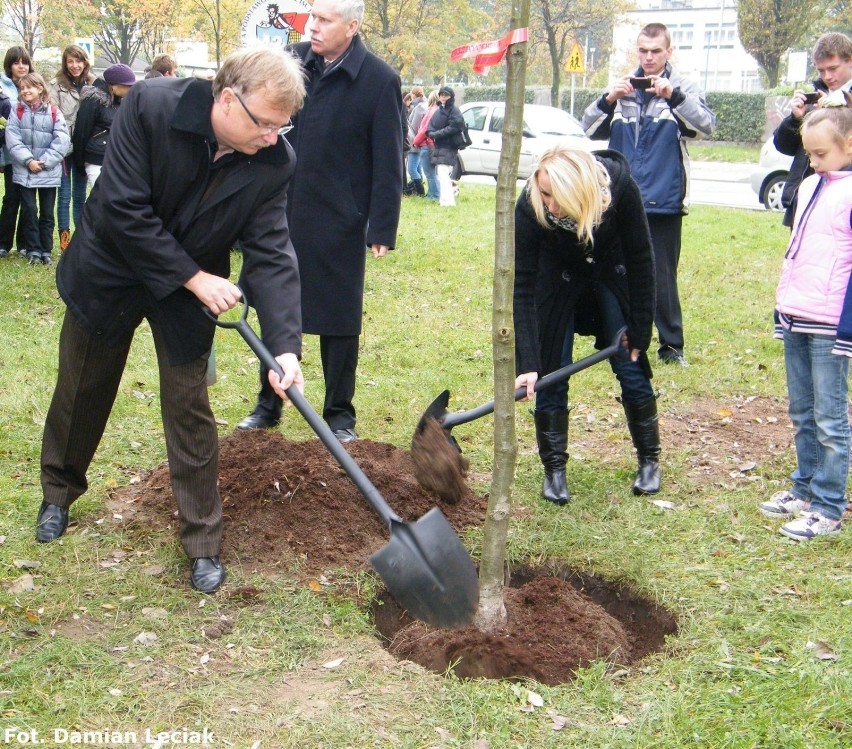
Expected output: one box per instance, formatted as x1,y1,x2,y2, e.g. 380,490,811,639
5,72,70,265
762,104,852,540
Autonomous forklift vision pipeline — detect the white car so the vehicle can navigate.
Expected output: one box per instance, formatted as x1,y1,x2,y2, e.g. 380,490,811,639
750,137,793,211
455,101,597,180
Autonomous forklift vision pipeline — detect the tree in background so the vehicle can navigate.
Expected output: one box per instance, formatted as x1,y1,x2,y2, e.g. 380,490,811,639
186,0,250,69
2,0,46,54
531,0,625,106
361,0,496,83
738,0,827,87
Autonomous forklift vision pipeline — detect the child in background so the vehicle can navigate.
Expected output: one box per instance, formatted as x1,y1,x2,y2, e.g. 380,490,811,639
762,104,852,540
5,72,70,265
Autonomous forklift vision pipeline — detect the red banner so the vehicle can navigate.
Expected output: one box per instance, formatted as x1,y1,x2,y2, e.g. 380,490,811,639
450,27,528,74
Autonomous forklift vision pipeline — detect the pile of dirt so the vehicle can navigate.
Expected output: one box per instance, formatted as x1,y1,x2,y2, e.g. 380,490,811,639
110,429,676,684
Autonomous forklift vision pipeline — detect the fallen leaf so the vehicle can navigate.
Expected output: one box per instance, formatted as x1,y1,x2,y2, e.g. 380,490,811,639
322,614,332,627
650,499,676,510
527,690,544,708
13,560,41,570
141,607,168,619
322,657,344,669
807,640,839,661
141,565,165,577
308,580,323,592
108,688,122,697
199,653,210,665
738,461,756,472
717,408,733,418
7,574,36,595
772,586,803,597
133,632,158,646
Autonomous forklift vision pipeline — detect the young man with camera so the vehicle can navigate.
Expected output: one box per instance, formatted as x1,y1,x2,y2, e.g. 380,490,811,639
773,32,852,228
583,22,716,368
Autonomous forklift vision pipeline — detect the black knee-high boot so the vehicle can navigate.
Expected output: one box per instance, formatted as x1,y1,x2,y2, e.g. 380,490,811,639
623,397,661,495
534,410,570,505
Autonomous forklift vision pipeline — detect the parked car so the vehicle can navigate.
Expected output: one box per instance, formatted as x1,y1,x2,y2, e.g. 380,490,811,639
455,102,597,180
750,137,793,211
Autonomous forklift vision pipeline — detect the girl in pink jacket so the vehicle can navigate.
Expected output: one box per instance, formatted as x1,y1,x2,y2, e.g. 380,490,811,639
762,105,852,540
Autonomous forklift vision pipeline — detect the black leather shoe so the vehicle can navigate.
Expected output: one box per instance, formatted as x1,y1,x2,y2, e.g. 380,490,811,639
332,428,358,443
659,348,689,367
236,411,280,430
190,556,225,593
36,501,69,543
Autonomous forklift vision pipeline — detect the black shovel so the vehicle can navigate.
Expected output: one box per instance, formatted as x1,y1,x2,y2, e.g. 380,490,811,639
207,300,479,629
414,327,626,451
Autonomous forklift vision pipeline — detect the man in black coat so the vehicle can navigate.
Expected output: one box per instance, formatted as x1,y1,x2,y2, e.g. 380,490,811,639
35,48,306,594
238,0,404,441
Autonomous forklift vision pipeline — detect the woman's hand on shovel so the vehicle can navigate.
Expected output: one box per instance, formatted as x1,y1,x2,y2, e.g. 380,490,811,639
268,353,304,402
515,372,539,402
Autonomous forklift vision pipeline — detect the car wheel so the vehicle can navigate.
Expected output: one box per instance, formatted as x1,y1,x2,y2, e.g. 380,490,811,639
762,173,786,212
451,156,463,181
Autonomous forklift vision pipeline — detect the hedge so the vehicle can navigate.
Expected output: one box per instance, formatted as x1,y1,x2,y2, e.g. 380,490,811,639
462,85,782,144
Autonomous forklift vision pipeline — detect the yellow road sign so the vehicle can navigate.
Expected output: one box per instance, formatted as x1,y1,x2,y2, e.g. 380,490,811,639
565,42,584,74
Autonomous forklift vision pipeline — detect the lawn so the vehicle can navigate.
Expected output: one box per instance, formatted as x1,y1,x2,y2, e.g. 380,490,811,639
0,185,849,749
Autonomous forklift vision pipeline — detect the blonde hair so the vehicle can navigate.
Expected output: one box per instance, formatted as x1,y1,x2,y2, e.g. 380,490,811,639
527,145,611,244
213,47,305,114
427,90,439,106
18,72,50,106
802,104,852,147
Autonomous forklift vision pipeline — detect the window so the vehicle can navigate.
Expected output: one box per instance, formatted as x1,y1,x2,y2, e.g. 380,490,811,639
670,24,694,50
464,106,488,131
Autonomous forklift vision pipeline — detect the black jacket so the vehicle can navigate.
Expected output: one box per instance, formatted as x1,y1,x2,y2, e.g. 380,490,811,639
773,78,829,228
427,93,464,167
71,81,118,168
513,150,655,378
58,77,302,365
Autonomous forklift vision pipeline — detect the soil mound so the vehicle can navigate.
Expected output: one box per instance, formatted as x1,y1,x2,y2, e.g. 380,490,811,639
111,430,676,684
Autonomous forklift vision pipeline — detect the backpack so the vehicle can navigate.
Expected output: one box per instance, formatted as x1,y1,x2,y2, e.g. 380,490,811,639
454,121,473,150
15,102,58,126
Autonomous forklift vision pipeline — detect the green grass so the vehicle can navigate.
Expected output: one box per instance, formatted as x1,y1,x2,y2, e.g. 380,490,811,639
690,141,762,163
0,186,850,748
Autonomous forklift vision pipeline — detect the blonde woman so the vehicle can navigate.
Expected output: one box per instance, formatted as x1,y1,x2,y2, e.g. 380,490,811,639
513,145,660,504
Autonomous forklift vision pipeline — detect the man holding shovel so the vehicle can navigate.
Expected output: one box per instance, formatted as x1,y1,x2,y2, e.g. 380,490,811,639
35,48,306,594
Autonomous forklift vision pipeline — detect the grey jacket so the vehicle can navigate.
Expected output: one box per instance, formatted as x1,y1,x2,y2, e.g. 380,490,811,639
6,101,70,188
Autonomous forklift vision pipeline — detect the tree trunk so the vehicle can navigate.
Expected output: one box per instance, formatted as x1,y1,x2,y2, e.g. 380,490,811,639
474,0,530,634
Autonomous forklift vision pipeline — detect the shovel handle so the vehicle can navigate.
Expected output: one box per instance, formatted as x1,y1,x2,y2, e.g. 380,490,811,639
442,326,626,430
205,301,403,527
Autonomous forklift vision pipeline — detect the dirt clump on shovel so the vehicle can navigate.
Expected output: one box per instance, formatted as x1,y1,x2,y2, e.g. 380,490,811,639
410,418,470,504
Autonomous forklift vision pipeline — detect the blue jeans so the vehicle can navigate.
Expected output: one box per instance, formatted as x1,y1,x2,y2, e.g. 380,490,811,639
537,283,654,412
783,329,850,520
57,158,88,231
420,147,439,200
407,148,423,183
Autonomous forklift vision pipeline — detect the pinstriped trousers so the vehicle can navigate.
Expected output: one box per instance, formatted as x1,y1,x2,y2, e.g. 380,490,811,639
40,310,222,559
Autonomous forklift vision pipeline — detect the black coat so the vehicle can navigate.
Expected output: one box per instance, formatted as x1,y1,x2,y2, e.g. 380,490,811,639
58,77,302,365
287,36,404,336
427,94,464,167
513,150,655,378
71,82,117,168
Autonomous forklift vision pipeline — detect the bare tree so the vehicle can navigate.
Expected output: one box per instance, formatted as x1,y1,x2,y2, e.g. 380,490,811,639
475,0,530,634
3,0,45,55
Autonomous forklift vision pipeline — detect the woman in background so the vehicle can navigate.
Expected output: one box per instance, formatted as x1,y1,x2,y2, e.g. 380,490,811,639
0,45,33,257
50,44,94,252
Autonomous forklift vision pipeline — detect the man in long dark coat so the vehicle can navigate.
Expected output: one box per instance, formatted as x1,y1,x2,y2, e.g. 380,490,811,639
35,48,306,594
238,0,404,441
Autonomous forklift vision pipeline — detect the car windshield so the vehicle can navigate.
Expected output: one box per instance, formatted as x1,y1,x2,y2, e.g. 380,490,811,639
527,107,584,137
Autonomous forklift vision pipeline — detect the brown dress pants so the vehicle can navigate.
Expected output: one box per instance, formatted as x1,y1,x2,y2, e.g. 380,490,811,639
40,310,222,559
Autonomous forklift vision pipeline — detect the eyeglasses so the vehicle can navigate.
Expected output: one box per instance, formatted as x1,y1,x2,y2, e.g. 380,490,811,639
232,89,293,136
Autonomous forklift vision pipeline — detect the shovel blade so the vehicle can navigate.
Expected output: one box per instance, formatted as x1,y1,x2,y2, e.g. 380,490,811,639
370,507,478,628
415,389,450,435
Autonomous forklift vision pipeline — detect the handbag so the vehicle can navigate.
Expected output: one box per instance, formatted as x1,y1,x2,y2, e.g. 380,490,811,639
453,122,473,150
